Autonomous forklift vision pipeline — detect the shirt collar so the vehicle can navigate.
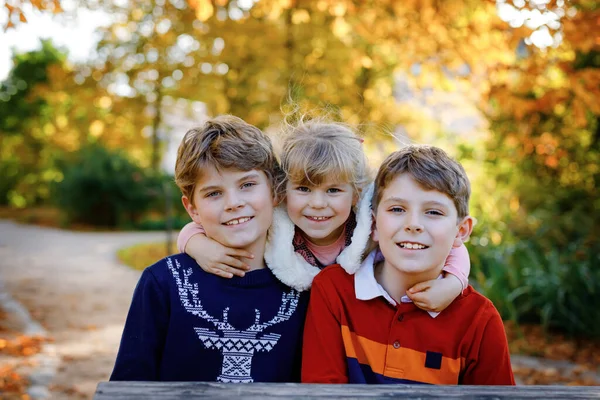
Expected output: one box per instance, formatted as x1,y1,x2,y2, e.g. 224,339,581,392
354,250,440,318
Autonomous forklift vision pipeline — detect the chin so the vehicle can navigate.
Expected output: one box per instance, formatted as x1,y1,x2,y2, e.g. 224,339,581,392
226,238,258,249
216,232,257,248
392,260,434,275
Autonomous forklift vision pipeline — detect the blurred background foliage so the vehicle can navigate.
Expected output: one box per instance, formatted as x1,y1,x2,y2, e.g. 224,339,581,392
1,0,599,337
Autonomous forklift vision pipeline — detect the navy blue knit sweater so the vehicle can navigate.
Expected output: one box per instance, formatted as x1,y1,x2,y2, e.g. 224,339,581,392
110,253,309,382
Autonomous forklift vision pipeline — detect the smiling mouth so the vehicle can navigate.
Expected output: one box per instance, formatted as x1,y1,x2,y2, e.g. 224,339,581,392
397,242,429,250
305,216,332,222
223,217,253,226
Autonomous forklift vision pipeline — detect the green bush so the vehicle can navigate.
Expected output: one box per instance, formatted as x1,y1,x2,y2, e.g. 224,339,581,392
469,233,600,338
0,158,21,205
54,143,157,227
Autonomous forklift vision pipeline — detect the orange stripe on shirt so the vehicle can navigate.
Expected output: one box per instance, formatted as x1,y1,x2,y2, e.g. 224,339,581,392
341,325,462,384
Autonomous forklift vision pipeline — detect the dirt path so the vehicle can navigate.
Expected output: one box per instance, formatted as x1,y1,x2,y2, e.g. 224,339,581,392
0,220,174,399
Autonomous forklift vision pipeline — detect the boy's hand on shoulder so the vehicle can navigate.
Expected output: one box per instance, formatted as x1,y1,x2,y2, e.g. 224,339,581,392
186,234,253,278
406,274,462,313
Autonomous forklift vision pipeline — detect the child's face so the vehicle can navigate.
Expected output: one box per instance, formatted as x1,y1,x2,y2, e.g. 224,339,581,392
373,173,471,276
286,178,356,246
183,166,275,251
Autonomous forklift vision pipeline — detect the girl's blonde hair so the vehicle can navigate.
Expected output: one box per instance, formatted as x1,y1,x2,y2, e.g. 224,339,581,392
280,118,371,197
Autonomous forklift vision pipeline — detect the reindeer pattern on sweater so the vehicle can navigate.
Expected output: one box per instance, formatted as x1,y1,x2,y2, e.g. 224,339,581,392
110,253,309,383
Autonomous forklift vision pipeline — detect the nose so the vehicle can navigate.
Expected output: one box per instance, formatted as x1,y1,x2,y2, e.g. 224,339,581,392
404,212,423,233
308,191,327,209
224,191,245,211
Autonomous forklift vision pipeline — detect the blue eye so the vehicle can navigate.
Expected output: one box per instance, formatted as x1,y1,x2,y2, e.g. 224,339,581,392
426,210,444,216
296,186,310,192
327,188,342,193
389,207,404,213
206,191,221,198
241,182,256,189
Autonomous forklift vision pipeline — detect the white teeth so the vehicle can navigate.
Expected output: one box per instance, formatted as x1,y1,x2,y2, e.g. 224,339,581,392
225,217,251,226
309,216,329,220
399,242,426,249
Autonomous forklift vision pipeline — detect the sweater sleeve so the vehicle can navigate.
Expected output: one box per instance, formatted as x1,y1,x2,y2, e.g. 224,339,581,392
301,274,348,383
177,222,206,253
442,244,470,291
461,305,515,385
110,268,170,381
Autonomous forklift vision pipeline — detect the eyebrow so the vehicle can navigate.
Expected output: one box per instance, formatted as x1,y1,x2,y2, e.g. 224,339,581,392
198,172,261,193
382,197,450,208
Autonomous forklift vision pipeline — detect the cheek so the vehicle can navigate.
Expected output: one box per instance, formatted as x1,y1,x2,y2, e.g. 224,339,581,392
376,218,396,238
285,194,302,214
336,195,354,215
253,188,276,216
431,224,458,244
195,201,219,225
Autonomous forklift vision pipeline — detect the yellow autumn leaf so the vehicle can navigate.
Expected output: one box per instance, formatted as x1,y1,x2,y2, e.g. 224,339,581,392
332,16,350,39
194,0,214,22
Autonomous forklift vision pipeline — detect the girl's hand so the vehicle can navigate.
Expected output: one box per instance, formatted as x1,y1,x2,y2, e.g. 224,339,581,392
406,274,462,313
185,234,253,278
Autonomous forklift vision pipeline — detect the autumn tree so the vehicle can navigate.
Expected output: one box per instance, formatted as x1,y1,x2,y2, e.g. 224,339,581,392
0,40,66,205
466,0,600,336
2,0,62,30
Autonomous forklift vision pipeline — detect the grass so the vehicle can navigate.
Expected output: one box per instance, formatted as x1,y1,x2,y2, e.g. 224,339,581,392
117,242,170,271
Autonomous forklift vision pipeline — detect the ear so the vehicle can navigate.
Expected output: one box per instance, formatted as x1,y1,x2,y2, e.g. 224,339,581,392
371,210,379,242
453,216,474,248
182,195,203,225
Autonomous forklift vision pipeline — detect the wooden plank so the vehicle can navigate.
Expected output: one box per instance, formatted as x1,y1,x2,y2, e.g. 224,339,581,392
94,382,600,400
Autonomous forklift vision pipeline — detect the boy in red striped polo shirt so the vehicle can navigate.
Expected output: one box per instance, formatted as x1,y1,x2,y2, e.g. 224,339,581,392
302,145,514,385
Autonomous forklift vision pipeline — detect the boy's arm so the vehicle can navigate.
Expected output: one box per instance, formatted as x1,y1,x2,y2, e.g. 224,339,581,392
110,268,169,381
177,222,252,278
461,306,515,385
301,276,348,383
406,244,470,312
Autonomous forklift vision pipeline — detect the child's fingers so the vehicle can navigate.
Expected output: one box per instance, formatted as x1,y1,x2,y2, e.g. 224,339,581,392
408,281,432,294
221,255,251,271
209,267,234,279
407,292,435,308
411,299,435,311
411,300,428,309
226,248,255,260
406,291,425,303
214,263,246,277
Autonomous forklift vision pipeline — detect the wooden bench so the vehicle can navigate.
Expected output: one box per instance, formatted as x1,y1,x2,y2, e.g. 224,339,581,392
94,382,600,399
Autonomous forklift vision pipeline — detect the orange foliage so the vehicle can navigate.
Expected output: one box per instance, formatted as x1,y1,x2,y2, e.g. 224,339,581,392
488,1,599,132
506,322,600,385
3,0,62,31
0,365,29,398
0,335,47,357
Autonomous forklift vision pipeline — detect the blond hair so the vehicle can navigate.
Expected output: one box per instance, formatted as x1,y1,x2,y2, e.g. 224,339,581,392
175,115,283,204
372,145,471,219
280,119,370,197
